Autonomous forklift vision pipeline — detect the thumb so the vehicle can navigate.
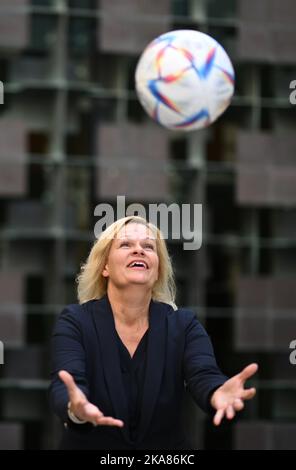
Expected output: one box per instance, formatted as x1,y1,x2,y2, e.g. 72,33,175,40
59,370,79,397
238,363,258,382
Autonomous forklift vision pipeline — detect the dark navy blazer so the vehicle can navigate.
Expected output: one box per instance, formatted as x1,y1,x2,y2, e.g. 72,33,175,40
49,296,227,450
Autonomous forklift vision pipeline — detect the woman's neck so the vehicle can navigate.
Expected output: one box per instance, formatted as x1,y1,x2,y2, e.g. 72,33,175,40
107,284,151,328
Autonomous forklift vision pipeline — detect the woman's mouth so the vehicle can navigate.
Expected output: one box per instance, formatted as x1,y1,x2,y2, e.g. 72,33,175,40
127,261,148,269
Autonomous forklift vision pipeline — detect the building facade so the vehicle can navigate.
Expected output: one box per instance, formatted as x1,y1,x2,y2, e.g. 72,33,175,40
0,0,296,449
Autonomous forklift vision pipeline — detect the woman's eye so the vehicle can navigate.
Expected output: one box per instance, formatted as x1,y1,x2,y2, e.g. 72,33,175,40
120,242,130,247
144,244,154,250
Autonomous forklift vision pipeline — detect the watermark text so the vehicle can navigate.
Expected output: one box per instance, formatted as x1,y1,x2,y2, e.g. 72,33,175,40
289,80,296,105
289,339,296,365
0,81,3,105
94,196,202,250
0,341,4,365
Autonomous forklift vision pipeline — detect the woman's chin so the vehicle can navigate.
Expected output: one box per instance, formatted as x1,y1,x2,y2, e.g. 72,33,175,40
125,274,154,287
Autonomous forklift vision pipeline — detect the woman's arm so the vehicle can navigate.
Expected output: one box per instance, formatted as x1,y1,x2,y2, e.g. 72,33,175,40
49,306,124,428
183,313,257,425
183,314,228,414
49,306,89,422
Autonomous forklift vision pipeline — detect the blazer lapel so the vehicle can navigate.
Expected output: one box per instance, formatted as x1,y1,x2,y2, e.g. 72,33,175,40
91,296,131,443
137,300,167,443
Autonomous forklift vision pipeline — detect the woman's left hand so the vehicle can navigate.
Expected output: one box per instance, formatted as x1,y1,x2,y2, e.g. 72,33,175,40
210,363,258,426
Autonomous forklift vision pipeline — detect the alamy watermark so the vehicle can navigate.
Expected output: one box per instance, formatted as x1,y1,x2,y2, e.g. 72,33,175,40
94,196,202,250
289,80,296,105
0,341,4,365
0,81,3,105
289,340,296,365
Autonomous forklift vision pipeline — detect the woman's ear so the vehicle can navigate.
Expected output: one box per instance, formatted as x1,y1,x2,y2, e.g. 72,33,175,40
102,264,109,278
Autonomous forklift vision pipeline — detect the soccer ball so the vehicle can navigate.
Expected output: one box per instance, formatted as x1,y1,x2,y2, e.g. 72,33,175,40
135,29,235,131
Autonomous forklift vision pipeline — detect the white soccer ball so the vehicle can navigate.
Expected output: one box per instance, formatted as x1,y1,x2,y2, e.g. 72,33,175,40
135,29,235,131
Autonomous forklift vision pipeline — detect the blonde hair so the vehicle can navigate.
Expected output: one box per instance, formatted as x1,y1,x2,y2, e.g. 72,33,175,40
77,216,177,309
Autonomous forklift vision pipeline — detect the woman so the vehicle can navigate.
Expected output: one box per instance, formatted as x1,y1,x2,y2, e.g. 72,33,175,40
49,215,258,450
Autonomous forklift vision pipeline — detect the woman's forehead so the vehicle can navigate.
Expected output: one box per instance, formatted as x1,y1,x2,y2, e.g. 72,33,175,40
117,223,156,240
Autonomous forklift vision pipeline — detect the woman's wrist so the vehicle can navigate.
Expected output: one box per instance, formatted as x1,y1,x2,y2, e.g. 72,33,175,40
67,402,87,424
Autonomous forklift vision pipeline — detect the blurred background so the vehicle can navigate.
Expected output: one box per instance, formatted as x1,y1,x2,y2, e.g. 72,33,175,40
0,0,296,450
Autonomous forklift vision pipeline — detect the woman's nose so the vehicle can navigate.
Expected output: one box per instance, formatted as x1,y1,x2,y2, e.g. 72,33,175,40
132,244,144,254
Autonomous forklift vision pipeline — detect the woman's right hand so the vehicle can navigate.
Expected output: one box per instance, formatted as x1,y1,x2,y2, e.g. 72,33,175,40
59,370,124,428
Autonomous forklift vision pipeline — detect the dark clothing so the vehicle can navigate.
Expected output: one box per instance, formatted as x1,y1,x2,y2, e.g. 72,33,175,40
49,295,227,450
116,328,148,443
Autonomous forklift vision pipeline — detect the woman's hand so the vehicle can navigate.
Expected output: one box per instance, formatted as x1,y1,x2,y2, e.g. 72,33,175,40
210,363,258,426
59,370,124,427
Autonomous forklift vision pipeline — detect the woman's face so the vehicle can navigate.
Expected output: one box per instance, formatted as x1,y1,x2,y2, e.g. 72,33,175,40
102,223,159,291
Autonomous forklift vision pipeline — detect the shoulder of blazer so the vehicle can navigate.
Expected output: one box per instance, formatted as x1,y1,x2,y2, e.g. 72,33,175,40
175,307,197,322
59,300,96,315
153,301,199,330
56,300,98,326
175,308,210,341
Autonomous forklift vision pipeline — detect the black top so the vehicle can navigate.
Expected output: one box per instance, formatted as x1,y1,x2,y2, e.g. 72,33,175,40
115,329,148,443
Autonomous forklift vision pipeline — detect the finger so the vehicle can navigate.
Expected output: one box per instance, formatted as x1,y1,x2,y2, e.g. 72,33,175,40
238,363,258,382
213,408,225,426
95,416,124,427
241,387,256,400
226,405,235,420
233,398,244,411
